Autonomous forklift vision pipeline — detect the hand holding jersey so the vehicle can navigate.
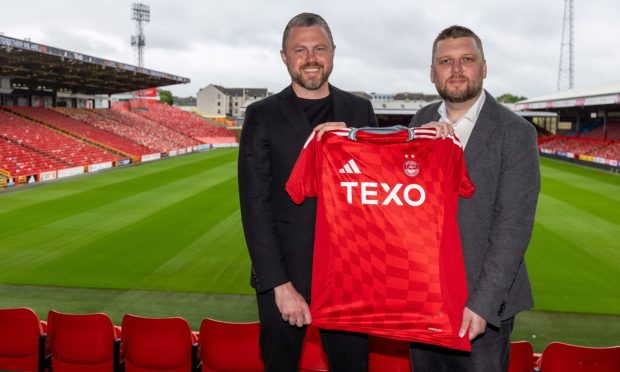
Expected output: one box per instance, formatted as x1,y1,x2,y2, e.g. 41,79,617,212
313,121,454,141
275,281,312,327
286,126,475,351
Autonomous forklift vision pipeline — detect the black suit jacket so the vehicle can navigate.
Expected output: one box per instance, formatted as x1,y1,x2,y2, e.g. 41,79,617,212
410,92,540,327
238,84,377,299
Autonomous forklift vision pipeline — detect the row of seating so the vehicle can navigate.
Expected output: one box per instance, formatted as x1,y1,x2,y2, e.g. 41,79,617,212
0,111,118,172
0,138,65,176
0,104,237,178
579,121,620,141
134,103,236,140
10,107,154,158
539,137,620,161
1,308,618,372
540,137,607,154
99,109,200,151
53,108,188,154
1,308,320,372
588,142,620,160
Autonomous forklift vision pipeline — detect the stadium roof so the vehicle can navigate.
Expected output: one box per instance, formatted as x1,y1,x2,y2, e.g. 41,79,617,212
0,34,189,95
515,81,620,110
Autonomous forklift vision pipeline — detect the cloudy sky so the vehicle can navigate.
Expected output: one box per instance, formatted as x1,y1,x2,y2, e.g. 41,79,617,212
2,0,618,99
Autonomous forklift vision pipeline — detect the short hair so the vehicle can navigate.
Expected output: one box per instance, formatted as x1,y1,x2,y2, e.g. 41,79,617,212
432,25,485,61
282,12,334,50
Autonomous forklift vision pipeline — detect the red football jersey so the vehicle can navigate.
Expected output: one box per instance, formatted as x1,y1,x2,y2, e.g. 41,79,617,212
286,126,475,351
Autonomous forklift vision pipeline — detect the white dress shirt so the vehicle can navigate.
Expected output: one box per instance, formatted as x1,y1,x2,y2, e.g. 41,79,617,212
437,91,486,149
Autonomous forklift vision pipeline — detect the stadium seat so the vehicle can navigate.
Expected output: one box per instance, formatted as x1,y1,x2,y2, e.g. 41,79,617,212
122,314,199,372
368,336,410,372
538,342,620,372
0,307,48,372
47,310,121,372
298,325,328,372
198,318,264,372
508,340,534,372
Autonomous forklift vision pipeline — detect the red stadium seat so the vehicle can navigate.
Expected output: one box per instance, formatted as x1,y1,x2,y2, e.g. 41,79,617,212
298,325,329,372
47,310,121,372
538,342,620,372
508,341,534,372
368,336,410,372
0,307,48,372
122,314,198,372
198,318,264,372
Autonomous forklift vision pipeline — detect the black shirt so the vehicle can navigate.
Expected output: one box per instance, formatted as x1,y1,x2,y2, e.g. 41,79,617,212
297,95,333,128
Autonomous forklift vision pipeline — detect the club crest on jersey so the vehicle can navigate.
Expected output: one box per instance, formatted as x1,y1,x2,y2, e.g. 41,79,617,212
403,160,420,177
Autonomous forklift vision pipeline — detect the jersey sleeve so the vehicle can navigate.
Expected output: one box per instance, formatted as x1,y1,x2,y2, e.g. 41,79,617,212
451,139,475,198
286,131,319,204
457,158,475,198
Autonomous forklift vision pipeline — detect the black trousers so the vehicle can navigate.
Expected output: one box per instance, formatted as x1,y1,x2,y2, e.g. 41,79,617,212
257,290,369,372
409,318,514,372
320,328,369,372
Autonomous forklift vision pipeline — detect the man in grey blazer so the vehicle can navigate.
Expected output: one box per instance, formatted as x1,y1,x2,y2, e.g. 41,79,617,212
409,25,540,371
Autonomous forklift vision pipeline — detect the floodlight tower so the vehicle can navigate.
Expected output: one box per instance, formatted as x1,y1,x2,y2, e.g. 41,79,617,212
131,3,150,68
557,0,574,91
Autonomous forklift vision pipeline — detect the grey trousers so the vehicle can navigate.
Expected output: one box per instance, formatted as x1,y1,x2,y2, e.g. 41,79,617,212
409,318,514,372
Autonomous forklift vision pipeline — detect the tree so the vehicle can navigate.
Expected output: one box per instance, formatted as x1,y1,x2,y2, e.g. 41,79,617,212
497,93,527,103
159,89,173,105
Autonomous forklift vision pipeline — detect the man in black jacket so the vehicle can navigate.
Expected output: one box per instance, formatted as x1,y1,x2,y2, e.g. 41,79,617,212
238,12,377,372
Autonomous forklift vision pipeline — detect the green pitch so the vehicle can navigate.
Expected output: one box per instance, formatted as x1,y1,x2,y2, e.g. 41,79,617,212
0,150,618,349
527,157,620,315
0,149,251,295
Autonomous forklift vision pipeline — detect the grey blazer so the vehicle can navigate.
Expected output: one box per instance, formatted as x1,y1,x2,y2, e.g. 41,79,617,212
410,91,540,327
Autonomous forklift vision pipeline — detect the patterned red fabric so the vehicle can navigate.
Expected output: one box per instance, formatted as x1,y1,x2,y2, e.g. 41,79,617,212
286,127,474,351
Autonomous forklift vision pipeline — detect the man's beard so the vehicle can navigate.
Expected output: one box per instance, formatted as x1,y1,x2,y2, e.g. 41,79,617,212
437,75,483,103
289,62,332,90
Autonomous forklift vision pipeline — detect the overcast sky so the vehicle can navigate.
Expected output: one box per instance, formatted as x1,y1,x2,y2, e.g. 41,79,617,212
2,0,618,99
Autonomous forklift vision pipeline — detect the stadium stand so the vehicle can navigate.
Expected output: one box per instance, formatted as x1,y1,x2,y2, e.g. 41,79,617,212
579,120,620,141
538,135,620,164
51,107,171,156
132,102,237,144
0,136,65,177
0,308,48,372
121,314,199,372
7,107,153,158
590,142,620,160
539,137,606,154
198,319,264,372
47,310,122,372
537,342,620,372
0,103,237,187
0,110,117,171
98,109,200,151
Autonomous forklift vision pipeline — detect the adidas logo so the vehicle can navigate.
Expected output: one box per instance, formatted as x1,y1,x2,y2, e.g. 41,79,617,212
339,159,361,174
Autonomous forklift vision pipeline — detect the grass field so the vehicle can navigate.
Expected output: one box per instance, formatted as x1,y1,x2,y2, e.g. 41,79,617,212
0,149,618,351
